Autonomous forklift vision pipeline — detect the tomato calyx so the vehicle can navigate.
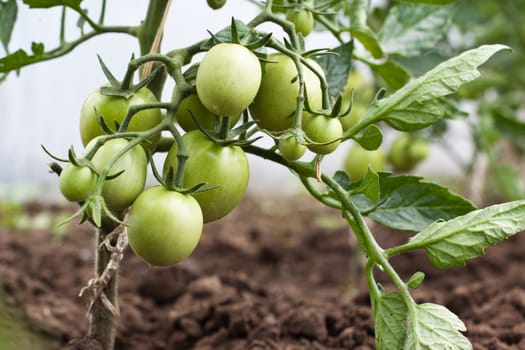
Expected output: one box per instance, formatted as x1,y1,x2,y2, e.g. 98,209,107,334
204,18,272,51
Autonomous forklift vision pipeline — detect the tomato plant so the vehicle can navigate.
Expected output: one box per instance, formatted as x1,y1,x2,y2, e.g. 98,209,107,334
163,130,250,223
4,1,523,349
207,0,227,10
127,186,203,266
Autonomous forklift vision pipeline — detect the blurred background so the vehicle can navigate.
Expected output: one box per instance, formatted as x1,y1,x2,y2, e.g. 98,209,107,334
0,0,525,201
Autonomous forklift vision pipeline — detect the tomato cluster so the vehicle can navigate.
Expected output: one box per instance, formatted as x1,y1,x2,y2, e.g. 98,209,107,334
57,32,383,267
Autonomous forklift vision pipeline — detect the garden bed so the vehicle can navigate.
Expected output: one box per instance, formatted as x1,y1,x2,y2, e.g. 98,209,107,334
1,196,524,349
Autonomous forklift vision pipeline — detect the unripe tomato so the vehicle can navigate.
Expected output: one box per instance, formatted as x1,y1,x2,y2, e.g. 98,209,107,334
80,86,162,150
286,9,314,37
343,70,374,103
87,138,147,212
59,164,97,202
127,186,203,266
339,101,367,131
388,134,430,172
279,135,307,161
344,144,386,181
196,43,262,117
250,53,324,132
163,130,249,223
207,0,226,10
175,94,240,132
303,115,343,154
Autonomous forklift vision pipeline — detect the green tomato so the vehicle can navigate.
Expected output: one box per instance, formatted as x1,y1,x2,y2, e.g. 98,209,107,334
279,135,307,161
344,144,386,182
196,43,262,117
250,53,324,132
59,164,97,202
127,186,203,266
163,130,250,223
80,86,162,150
286,9,314,37
207,0,226,9
343,70,374,103
303,115,343,155
87,138,147,212
388,134,430,172
175,94,240,132
339,101,367,131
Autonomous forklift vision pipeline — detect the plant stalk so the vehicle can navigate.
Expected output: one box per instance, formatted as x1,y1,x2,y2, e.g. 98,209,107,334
88,227,119,350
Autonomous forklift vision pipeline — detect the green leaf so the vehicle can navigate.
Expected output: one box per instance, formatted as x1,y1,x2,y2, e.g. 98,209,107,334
0,0,18,52
379,3,454,57
407,200,525,268
353,173,476,232
314,41,353,98
23,0,82,9
369,45,510,128
400,0,457,4
374,292,407,350
385,101,443,131
333,170,351,191
352,169,380,202
353,124,383,150
405,303,471,350
369,60,411,91
0,43,45,73
350,27,384,59
407,271,425,289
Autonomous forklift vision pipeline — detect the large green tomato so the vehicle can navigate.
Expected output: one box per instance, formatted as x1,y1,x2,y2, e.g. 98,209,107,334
175,94,240,132
388,134,430,171
127,186,203,267
250,53,324,132
302,115,343,154
286,8,314,37
196,43,262,117
87,138,147,212
279,135,307,161
163,130,249,223
80,86,162,150
344,144,386,182
59,164,97,202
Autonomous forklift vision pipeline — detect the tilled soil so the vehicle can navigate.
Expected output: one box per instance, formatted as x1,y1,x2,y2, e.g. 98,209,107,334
0,197,524,350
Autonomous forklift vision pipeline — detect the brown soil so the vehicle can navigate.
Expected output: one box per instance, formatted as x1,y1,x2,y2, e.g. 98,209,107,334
1,196,524,350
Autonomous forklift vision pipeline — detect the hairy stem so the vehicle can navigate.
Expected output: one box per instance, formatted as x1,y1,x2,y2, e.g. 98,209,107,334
88,228,119,350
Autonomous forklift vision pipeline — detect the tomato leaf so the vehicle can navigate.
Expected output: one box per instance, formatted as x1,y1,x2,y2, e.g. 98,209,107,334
379,2,454,57
352,169,380,202
22,0,82,9
368,44,509,130
353,124,382,150
404,303,470,350
374,292,407,350
403,200,525,268
333,170,351,191
0,0,17,52
369,60,411,91
385,101,443,131
0,42,45,73
201,19,253,50
314,41,353,98
353,173,476,232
